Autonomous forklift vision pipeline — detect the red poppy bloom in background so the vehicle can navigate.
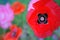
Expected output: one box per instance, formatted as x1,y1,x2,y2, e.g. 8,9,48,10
4,25,22,40
12,1,26,15
26,0,60,38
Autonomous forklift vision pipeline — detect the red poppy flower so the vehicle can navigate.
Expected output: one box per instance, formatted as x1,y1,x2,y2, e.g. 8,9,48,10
26,0,60,38
4,25,22,40
11,1,26,15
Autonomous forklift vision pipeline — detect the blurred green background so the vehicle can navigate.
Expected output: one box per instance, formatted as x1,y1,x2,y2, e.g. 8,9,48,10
0,0,60,40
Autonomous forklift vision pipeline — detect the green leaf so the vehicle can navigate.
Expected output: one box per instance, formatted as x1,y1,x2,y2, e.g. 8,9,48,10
0,28,4,35
45,37,52,40
54,0,60,6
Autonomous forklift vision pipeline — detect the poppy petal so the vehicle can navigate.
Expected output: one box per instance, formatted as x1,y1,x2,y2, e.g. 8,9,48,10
11,1,26,15
4,25,22,40
27,0,60,38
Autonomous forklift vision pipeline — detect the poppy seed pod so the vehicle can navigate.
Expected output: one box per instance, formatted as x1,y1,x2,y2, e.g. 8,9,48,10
26,0,60,38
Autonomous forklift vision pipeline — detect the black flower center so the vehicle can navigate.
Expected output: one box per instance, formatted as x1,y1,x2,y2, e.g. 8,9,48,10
11,31,16,37
37,13,48,24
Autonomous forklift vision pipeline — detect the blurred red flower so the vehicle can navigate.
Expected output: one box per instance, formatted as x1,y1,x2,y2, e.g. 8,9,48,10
26,0,60,38
12,1,26,15
4,25,22,40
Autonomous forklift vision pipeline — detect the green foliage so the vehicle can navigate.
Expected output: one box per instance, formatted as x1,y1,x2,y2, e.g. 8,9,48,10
0,28,4,35
54,0,60,6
